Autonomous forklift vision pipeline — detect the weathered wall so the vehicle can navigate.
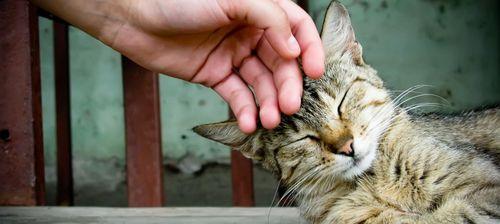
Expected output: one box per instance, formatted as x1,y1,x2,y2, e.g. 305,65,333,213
40,18,230,205
40,0,499,205
311,0,499,110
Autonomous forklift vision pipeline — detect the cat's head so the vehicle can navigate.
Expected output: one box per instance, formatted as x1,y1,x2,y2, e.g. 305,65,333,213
194,1,395,184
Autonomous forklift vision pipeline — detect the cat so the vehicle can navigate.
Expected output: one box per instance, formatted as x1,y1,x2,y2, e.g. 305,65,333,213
194,1,500,223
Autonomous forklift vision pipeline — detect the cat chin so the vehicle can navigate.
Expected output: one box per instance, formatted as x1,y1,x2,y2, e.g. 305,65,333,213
341,145,377,179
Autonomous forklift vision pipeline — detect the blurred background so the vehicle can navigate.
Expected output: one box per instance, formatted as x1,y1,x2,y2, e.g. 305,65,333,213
39,0,499,206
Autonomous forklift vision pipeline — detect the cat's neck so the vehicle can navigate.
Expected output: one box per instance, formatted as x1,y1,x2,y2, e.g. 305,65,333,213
378,110,417,155
292,176,356,223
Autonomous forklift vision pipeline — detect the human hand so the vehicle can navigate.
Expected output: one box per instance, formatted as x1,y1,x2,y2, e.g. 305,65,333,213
33,0,325,133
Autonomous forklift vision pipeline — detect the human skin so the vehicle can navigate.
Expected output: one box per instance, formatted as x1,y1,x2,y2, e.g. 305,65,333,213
31,0,325,133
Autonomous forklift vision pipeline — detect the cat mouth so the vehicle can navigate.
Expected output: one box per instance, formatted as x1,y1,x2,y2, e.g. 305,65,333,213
353,154,365,165
339,149,363,164
353,157,361,165
343,148,376,177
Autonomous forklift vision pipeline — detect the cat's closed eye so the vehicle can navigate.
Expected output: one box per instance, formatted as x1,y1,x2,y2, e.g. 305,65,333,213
337,90,349,118
275,135,316,150
306,135,321,142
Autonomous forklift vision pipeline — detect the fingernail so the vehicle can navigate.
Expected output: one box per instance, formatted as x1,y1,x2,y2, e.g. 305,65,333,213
238,111,256,134
287,36,301,55
260,106,281,129
279,90,301,115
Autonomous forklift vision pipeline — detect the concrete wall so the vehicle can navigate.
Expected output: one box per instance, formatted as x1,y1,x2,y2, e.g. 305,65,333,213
311,0,499,109
40,0,499,205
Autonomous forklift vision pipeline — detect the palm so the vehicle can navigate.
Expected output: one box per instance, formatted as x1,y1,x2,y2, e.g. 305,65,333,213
113,23,259,84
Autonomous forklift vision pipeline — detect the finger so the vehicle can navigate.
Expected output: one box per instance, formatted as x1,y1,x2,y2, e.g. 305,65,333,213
276,0,325,79
257,37,302,115
239,56,281,129
213,74,257,134
275,59,303,115
190,27,262,87
217,0,300,59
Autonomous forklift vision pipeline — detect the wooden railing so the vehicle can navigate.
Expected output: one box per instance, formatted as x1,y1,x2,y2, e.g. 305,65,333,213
0,0,309,207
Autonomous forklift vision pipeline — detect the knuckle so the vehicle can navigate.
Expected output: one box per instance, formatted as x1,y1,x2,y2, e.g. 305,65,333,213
252,73,270,88
269,56,281,71
260,95,276,106
229,89,249,103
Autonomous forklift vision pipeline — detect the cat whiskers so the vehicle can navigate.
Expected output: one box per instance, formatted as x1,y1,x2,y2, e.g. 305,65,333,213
389,85,430,107
266,180,282,224
402,102,443,113
370,102,443,136
278,165,325,206
386,85,448,116
268,166,326,223
277,163,342,209
389,90,450,107
299,166,343,216
389,85,450,113
289,163,348,206
292,169,326,210
362,85,429,131
393,93,447,110
366,85,450,135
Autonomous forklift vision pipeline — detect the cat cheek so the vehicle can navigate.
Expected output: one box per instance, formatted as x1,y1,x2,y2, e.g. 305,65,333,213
351,139,360,151
353,136,375,154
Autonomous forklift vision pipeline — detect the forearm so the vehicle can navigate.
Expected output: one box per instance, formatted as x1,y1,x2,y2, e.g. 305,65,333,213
31,0,130,45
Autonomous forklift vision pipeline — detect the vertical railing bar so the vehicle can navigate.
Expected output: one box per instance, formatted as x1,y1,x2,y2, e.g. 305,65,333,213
229,111,255,206
122,56,164,207
30,3,46,206
54,20,74,206
0,0,45,206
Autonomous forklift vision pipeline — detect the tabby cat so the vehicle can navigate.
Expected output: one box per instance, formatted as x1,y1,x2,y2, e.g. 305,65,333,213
194,1,500,223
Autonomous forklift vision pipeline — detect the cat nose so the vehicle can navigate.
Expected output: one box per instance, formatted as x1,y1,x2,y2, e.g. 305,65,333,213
337,139,354,157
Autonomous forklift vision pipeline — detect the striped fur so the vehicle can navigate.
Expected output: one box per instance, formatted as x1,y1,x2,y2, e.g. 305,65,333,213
194,1,500,223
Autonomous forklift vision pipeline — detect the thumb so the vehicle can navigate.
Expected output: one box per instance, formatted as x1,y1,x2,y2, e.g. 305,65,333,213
217,0,301,59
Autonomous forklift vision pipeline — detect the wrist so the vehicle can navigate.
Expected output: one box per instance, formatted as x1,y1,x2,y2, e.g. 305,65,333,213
92,0,134,46
31,0,133,46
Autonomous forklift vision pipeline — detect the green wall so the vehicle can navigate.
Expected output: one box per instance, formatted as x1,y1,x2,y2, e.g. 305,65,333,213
311,0,499,108
40,0,499,205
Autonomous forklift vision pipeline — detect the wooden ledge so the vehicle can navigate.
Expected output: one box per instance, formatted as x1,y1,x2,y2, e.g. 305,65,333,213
0,207,305,224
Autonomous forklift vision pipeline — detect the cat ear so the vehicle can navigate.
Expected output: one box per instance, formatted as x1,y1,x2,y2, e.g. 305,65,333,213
193,121,264,161
321,1,364,65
